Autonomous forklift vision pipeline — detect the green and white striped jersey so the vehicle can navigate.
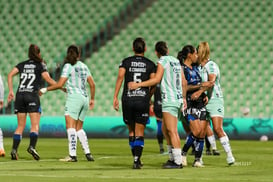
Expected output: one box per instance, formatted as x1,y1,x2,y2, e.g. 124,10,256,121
61,61,91,97
200,60,223,99
158,55,183,107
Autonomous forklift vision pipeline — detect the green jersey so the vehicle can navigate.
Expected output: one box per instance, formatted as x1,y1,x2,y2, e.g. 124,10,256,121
200,60,223,99
158,55,183,107
61,61,91,97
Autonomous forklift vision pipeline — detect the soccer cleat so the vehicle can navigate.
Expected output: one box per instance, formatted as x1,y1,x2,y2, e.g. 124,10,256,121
0,149,5,157
160,148,165,154
162,160,174,166
181,155,187,166
10,149,18,160
85,153,95,161
227,156,235,165
206,149,212,155
192,160,205,168
132,160,142,169
162,161,183,169
212,149,220,156
59,156,77,162
27,146,40,160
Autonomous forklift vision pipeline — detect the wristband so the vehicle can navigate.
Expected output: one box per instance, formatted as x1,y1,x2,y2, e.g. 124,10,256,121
40,88,47,94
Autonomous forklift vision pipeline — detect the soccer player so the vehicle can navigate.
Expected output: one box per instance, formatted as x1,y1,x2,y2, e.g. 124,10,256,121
152,83,164,154
177,45,213,167
128,41,187,169
0,74,5,157
7,44,57,160
192,42,235,165
113,37,156,169
205,125,220,155
40,45,95,162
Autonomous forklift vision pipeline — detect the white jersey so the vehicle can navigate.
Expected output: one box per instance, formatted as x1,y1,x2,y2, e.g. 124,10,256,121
61,61,92,97
158,55,183,107
200,60,223,99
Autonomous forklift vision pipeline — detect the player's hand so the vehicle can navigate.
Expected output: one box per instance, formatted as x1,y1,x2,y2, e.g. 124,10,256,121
183,98,187,110
113,97,119,111
8,91,14,102
128,82,138,90
191,91,201,100
89,99,95,110
61,87,67,93
39,88,47,96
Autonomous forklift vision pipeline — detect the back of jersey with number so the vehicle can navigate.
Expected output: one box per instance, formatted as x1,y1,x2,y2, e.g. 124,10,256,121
16,60,47,93
120,56,156,101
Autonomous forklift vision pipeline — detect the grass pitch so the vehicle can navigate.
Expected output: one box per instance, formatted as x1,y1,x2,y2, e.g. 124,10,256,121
0,138,272,182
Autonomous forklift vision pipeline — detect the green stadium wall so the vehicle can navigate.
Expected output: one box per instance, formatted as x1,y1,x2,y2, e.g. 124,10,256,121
0,116,272,140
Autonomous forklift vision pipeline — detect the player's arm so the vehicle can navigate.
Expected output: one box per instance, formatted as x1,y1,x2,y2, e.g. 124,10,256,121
87,75,95,110
113,67,125,111
181,69,187,110
42,71,57,86
7,67,19,102
148,72,156,99
191,74,215,100
40,77,68,94
128,64,164,90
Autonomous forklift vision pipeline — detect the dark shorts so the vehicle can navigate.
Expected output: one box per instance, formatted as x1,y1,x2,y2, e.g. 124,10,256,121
122,100,149,126
15,92,41,113
185,107,207,123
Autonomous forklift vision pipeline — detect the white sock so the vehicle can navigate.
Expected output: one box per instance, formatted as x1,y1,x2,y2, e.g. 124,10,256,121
77,129,90,154
0,128,4,149
167,145,174,161
219,135,233,157
67,128,77,157
207,135,217,150
172,148,182,165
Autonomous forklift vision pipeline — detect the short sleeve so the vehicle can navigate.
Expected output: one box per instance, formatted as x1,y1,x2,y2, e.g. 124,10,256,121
41,62,48,73
119,59,126,69
207,62,217,75
61,63,72,78
158,57,166,68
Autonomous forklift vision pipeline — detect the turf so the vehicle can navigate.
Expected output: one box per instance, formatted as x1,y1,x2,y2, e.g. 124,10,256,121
0,138,272,182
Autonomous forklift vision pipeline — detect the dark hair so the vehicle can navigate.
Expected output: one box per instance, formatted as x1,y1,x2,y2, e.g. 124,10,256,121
65,45,80,65
28,44,43,62
133,37,146,54
155,41,168,56
177,45,195,64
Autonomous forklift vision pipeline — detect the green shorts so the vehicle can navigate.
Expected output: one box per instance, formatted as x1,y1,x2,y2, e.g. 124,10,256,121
206,98,224,118
162,102,183,118
65,93,89,121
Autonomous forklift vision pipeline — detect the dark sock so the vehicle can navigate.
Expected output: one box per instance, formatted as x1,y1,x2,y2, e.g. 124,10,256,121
194,138,205,160
156,120,164,144
129,136,135,156
134,136,144,163
29,132,38,148
205,136,211,151
182,133,196,155
12,134,22,151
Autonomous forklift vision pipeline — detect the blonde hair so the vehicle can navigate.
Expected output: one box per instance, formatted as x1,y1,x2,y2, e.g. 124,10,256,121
198,42,210,61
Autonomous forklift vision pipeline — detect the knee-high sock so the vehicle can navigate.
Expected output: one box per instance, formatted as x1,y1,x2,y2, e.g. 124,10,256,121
167,145,174,161
194,138,204,160
220,135,233,157
29,132,38,149
67,128,77,157
77,129,90,154
182,133,196,155
12,134,22,151
134,136,144,163
0,128,4,149
129,136,135,156
207,135,217,150
172,148,182,165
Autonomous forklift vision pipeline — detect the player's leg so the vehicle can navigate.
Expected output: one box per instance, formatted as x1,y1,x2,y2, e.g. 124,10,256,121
162,109,182,168
27,112,41,160
0,128,5,157
212,117,235,165
11,113,27,160
206,123,220,155
133,122,145,169
156,117,164,153
162,121,174,164
76,120,94,161
63,115,77,162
